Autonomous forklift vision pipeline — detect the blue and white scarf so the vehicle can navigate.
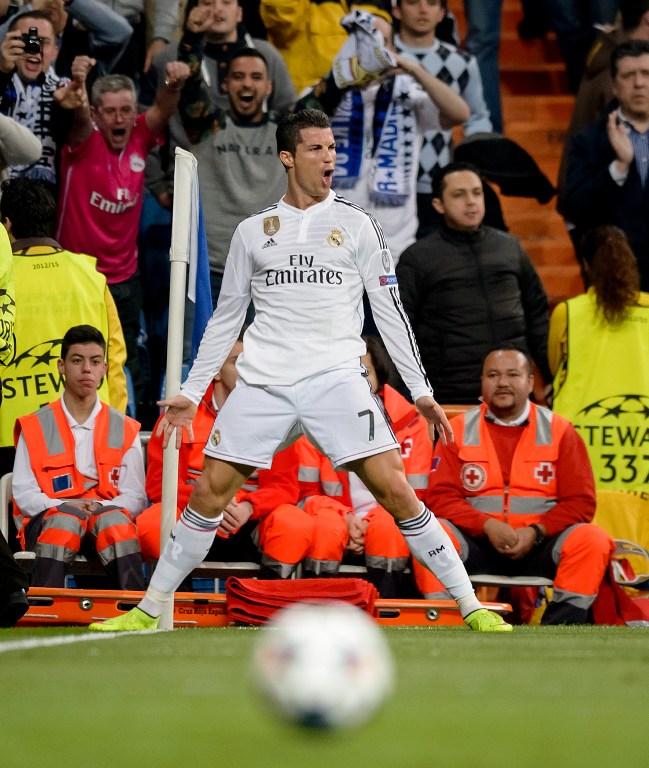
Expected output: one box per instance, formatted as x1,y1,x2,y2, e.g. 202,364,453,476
331,76,417,206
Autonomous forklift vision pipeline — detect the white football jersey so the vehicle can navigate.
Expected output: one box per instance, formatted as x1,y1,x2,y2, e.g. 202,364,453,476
182,190,432,403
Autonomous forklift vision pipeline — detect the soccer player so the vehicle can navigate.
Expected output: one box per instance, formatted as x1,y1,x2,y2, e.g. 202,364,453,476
90,108,511,633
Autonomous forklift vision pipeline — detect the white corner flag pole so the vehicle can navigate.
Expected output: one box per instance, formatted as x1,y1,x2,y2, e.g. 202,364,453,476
159,147,197,630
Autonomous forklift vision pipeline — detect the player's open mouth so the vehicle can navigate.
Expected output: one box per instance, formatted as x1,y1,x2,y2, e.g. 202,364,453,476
112,129,126,138
239,93,254,103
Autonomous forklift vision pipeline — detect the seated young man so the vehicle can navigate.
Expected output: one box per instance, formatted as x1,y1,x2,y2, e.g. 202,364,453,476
11,325,147,589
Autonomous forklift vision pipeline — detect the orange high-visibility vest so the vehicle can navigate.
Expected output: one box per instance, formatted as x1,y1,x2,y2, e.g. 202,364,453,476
455,403,570,525
15,399,139,504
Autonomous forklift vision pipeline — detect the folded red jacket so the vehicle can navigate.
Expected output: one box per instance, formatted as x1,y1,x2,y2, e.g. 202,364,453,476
225,577,379,625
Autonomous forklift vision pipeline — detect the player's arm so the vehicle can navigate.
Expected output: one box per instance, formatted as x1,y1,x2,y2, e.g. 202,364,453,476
393,52,469,129
161,229,253,447
357,222,453,443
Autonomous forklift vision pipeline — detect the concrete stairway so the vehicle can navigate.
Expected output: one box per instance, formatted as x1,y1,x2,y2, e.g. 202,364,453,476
448,0,583,308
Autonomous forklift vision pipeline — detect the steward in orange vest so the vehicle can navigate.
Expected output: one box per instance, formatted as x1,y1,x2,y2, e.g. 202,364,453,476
420,349,614,624
12,326,146,589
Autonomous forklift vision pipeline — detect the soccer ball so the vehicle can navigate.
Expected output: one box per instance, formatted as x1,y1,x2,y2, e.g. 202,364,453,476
251,601,395,730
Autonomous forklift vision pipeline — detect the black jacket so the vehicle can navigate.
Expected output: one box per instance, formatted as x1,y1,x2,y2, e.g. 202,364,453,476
561,115,649,291
396,224,550,403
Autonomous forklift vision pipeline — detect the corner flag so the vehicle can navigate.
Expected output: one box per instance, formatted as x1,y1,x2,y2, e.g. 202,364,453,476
187,163,213,363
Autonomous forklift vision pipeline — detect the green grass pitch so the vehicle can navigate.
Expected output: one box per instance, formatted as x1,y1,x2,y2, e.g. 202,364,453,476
1,625,648,768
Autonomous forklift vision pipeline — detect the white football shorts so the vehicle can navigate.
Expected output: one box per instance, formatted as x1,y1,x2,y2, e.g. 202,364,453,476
203,360,399,469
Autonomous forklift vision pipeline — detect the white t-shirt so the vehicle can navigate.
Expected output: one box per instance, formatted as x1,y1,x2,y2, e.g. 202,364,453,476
181,190,432,404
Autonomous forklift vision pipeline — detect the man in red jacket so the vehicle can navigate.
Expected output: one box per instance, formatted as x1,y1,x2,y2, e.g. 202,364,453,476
419,346,614,624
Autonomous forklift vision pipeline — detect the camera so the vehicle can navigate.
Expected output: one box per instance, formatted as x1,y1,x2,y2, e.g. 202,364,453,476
21,27,41,56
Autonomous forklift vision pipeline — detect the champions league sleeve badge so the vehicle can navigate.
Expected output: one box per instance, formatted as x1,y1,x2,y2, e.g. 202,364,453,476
210,428,221,447
381,249,391,272
264,216,280,236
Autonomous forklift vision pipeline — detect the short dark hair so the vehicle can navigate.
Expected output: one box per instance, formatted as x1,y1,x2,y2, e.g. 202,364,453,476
619,0,649,31
432,161,483,199
0,178,56,238
226,47,269,76
61,325,106,361
7,10,54,34
394,0,447,8
483,345,533,375
610,39,649,78
276,109,331,155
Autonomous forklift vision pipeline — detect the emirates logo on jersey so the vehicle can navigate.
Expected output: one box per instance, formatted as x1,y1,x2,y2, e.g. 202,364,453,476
264,216,280,236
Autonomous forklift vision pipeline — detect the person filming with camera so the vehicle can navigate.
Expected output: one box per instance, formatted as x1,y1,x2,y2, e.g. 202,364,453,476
0,10,69,190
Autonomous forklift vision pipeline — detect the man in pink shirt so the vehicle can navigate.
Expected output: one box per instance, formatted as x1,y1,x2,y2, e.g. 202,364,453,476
56,55,190,424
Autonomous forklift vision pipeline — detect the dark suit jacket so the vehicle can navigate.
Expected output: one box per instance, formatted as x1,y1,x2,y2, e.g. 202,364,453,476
562,117,649,291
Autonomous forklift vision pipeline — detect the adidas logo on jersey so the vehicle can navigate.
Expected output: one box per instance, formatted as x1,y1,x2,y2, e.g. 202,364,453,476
262,238,277,249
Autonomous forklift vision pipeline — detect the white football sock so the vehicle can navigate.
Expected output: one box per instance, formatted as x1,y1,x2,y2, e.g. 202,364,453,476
397,504,482,618
140,506,222,618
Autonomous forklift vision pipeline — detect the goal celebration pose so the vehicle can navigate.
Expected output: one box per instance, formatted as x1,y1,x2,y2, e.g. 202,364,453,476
90,109,511,633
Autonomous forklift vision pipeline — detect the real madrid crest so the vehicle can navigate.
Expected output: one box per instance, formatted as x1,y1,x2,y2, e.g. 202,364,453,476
264,216,280,236
210,428,221,447
327,228,344,247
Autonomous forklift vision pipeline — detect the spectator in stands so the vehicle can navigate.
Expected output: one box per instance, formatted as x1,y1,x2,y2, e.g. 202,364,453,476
561,1,649,154
297,11,470,261
295,336,434,596
12,324,146,589
142,0,295,214
550,225,649,493
178,17,288,308
0,0,133,83
0,11,68,188
558,3,649,251
462,0,503,133
55,57,190,425
542,0,620,93
0,112,41,179
0,178,126,477
396,162,551,404
140,337,319,580
392,0,493,237
419,346,615,624
0,219,28,627
562,40,649,291
94,0,179,78
260,0,393,94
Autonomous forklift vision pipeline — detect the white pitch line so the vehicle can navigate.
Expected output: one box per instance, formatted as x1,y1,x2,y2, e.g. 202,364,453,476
0,629,164,654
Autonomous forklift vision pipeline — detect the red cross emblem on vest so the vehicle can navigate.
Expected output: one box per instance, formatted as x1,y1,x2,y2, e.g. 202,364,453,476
534,462,555,485
109,467,121,488
461,463,487,492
